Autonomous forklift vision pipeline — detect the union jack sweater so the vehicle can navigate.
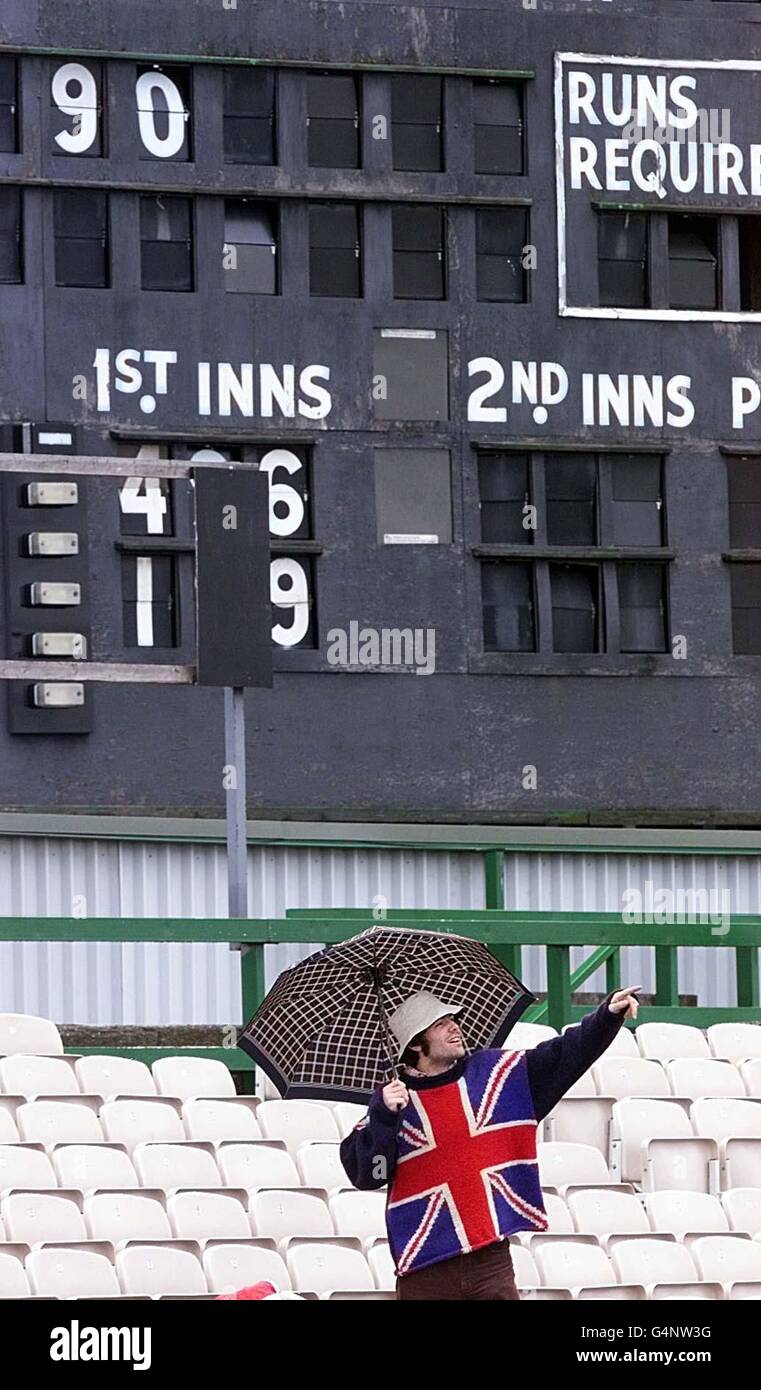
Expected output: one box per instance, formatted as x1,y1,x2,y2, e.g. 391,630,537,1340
340,995,624,1278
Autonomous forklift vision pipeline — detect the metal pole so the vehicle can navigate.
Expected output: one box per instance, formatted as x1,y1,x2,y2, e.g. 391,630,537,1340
224,686,248,920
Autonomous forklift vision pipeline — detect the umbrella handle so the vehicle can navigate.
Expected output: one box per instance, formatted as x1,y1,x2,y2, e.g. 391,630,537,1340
371,968,401,1085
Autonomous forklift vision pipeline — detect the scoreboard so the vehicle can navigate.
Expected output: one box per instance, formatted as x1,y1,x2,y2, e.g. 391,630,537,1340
2,0,761,824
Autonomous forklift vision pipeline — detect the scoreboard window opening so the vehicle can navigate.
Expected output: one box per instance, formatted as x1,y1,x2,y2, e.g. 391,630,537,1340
374,448,452,545
596,209,761,314
473,79,525,176
0,55,18,153
391,75,443,173
224,199,278,295
477,450,669,655
51,60,104,158
223,67,277,166
0,187,22,283
54,189,110,289
309,203,362,298
725,457,761,654
392,205,445,300
135,64,192,162
140,195,194,292
476,207,529,303
307,73,360,170
668,214,719,311
598,211,649,310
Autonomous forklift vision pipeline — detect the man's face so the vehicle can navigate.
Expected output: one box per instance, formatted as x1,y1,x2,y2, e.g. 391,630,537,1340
422,1013,465,1064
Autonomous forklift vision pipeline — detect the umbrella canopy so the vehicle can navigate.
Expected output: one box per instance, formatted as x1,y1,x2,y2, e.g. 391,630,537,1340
238,924,535,1103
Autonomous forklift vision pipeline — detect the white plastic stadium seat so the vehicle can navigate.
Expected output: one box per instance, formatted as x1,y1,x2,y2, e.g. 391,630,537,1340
533,1238,617,1292
739,1059,761,1098
0,1013,63,1056
636,1023,710,1062
643,1191,729,1237
75,1055,157,1100
544,1096,615,1160
297,1142,347,1190
250,1189,332,1240
611,1237,699,1291
690,1235,761,1287
666,1059,745,1101
152,1056,237,1101
16,1099,103,1146
133,1142,221,1190
568,1188,649,1237
116,1244,207,1297
284,1237,374,1295
100,1099,184,1148
597,1028,640,1058
0,1144,57,1190
611,1099,716,1188
708,1024,761,1064
0,1055,79,1098
216,1141,300,1190
168,1190,250,1241
0,1248,31,1297
84,1192,172,1242
536,1193,575,1235
691,1098,761,1186
1,1191,86,1243
537,1142,614,1191
366,1240,396,1290
257,1100,340,1153
332,1103,369,1138
329,1190,387,1240
182,1098,261,1143
0,1105,20,1142
26,1246,121,1298
722,1189,761,1236
507,1023,557,1049
202,1241,291,1295
52,1144,139,1190
510,1243,541,1288
592,1057,670,1099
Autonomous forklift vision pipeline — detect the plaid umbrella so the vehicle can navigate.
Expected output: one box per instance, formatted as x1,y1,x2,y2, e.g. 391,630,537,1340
238,924,535,1103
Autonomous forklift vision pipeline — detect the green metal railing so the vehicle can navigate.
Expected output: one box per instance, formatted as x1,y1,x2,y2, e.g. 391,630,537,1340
0,899,758,1076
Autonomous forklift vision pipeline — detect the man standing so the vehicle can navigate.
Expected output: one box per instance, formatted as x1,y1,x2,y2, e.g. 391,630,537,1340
340,985,640,1300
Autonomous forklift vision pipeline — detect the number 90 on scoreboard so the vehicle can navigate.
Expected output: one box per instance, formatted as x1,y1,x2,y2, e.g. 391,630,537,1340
0,431,312,733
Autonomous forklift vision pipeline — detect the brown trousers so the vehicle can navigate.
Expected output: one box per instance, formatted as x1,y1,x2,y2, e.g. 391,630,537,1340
396,1239,521,1301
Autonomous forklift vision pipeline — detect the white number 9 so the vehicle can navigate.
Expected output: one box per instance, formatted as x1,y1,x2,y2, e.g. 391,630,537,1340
270,557,310,647
52,63,99,154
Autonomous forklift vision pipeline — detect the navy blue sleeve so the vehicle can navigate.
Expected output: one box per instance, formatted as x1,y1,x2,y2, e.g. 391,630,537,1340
525,993,626,1121
339,1087,401,1191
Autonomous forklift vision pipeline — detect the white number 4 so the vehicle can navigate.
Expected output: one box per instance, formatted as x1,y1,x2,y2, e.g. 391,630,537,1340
119,476,167,535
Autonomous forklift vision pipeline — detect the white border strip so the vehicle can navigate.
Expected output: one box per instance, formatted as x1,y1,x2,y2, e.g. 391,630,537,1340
555,52,761,322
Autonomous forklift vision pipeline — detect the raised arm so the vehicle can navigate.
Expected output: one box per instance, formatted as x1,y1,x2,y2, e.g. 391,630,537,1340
339,1087,402,1191
525,986,639,1121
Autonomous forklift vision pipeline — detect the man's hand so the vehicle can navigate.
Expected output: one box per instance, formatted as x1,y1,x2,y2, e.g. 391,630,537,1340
608,986,641,1020
382,1079,410,1112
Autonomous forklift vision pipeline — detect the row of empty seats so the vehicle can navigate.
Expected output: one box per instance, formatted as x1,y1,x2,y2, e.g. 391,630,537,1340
0,1236,394,1299
0,1187,387,1243
2,1094,759,1187
3,1050,761,1104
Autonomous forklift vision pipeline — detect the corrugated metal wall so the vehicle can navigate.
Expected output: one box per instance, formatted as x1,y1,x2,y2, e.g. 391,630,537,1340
0,837,484,1023
504,850,752,1008
0,836,754,1022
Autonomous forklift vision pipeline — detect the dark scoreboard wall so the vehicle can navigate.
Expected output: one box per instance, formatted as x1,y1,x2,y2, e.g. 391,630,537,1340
1,0,761,824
